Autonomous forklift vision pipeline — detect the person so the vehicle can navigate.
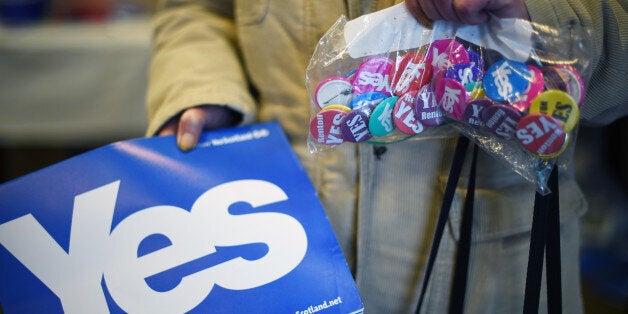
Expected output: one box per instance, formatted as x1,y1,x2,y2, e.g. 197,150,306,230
146,0,627,312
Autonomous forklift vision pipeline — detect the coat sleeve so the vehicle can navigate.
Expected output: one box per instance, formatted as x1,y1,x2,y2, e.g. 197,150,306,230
145,0,257,136
525,0,628,126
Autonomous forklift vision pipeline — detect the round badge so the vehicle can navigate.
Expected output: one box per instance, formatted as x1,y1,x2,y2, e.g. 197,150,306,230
369,96,398,137
467,49,486,71
426,39,470,73
443,63,484,86
309,109,347,145
483,59,532,103
414,84,446,127
512,65,545,112
349,91,388,109
463,98,493,129
467,82,486,99
515,113,567,158
393,90,424,135
481,104,522,140
340,105,375,143
542,65,586,107
434,78,468,120
390,52,433,96
320,104,351,113
315,76,354,109
528,89,580,132
352,56,394,96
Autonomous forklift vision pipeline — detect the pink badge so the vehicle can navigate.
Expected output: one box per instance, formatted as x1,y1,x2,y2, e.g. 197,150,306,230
414,84,446,127
309,109,347,146
315,76,354,109
542,65,586,107
426,39,470,73
352,56,394,96
392,90,425,135
512,65,545,112
434,78,468,120
389,52,433,96
515,114,567,158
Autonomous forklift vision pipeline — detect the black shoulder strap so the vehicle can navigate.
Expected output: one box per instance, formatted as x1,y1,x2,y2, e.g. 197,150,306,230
415,137,562,314
524,165,562,314
415,135,473,313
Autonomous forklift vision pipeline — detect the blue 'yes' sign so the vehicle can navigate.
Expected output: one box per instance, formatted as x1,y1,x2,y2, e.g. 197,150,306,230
0,122,363,314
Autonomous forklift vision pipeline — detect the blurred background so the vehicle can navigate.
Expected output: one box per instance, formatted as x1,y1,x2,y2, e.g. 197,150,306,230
0,1,626,313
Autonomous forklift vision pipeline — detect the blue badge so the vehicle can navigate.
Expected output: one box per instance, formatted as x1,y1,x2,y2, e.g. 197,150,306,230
349,91,388,109
483,59,532,103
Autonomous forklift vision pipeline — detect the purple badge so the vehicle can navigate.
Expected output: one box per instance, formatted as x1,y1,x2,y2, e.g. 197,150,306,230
467,49,486,71
443,63,484,86
481,104,522,140
340,105,375,143
414,84,445,127
435,78,468,120
426,39,470,73
463,98,493,129
352,56,394,96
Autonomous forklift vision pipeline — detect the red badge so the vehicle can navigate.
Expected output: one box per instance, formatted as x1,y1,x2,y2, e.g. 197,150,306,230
515,114,567,158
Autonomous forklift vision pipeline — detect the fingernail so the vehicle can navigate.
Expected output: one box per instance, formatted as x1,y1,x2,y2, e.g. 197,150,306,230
179,133,196,151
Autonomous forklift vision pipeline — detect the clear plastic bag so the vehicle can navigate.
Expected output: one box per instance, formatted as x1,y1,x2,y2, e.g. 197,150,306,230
305,3,592,193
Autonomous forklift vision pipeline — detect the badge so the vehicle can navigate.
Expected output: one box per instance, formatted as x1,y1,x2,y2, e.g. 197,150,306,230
483,59,532,103
349,91,388,109
414,84,445,127
463,98,493,129
426,39,470,73
309,109,347,145
340,105,375,143
434,77,468,120
528,90,579,132
314,76,354,109
352,56,394,96
389,52,433,96
542,65,586,107
481,104,522,140
369,96,398,137
443,63,484,87
512,65,545,112
393,91,424,135
515,113,567,158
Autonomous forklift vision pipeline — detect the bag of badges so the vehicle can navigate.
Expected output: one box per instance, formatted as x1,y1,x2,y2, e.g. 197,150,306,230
305,3,592,193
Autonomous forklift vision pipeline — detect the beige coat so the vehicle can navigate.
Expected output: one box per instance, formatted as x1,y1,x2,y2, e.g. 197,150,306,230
146,0,626,312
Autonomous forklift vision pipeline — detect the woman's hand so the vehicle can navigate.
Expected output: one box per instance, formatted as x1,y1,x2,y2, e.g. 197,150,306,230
405,0,529,26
